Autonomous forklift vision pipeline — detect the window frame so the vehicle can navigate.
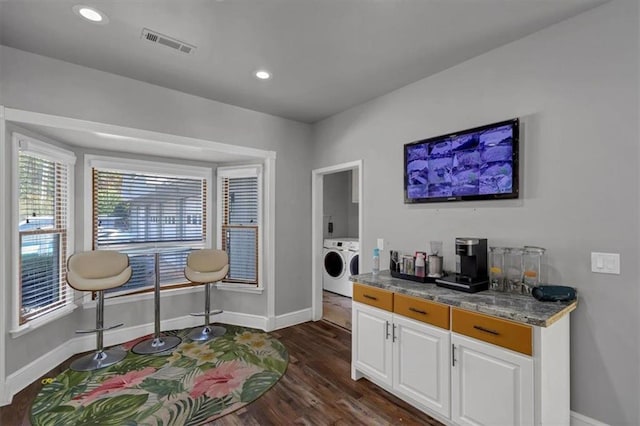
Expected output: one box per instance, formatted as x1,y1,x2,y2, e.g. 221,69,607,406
10,133,77,335
216,164,263,292
84,154,212,300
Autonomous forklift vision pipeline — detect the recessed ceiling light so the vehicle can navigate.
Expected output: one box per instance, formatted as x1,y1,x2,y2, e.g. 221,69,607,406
255,70,271,80
72,5,108,24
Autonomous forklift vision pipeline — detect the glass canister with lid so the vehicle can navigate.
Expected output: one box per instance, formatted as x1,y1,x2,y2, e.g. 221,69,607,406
504,247,524,294
522,246,546,293
489,247,506,291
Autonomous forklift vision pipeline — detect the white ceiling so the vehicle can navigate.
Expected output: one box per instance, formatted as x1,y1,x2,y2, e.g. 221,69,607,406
1,0,607,124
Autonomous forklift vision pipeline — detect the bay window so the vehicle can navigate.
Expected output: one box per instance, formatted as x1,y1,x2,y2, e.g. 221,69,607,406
87,156,210,297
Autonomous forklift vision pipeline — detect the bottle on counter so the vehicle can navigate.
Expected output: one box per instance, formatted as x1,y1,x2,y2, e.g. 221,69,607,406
372,248,380,275
415,253,426,277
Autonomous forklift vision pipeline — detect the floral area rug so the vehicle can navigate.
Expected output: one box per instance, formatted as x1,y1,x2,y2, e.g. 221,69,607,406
30,325,288,425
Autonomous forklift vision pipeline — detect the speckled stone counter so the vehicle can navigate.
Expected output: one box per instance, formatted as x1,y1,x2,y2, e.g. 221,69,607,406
350,271,577,327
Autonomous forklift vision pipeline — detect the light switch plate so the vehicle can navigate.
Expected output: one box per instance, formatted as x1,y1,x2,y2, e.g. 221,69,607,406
591,252,620,274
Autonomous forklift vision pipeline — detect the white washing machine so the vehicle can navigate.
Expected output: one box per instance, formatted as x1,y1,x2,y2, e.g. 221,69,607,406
323,238,359,297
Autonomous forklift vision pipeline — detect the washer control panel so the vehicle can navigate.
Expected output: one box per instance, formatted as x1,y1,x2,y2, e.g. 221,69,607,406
324,238,359,251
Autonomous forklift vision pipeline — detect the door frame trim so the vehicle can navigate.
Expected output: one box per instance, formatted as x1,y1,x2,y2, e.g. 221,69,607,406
311,160,362,321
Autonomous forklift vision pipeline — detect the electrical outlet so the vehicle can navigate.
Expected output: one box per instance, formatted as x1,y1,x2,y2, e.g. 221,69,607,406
591,252,620,274
377,238,384,250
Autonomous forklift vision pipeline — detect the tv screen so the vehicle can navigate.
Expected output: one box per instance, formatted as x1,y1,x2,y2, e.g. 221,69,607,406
404,118,519,203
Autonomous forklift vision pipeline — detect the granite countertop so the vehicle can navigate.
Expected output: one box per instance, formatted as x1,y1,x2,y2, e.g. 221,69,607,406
350,271,577,327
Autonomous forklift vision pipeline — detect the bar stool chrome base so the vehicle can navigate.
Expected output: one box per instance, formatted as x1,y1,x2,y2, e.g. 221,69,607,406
132,335,182,355
71,348,127,372
188,324,226,341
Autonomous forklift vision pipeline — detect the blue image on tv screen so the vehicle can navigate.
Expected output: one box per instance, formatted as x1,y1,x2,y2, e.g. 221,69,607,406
405,120,517,202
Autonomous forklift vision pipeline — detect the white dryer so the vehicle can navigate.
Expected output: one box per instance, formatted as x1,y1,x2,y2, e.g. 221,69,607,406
323,238,359,297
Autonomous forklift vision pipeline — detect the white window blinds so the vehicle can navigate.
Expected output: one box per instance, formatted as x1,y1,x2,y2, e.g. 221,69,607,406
218,166,261,285
17,137,75,325
92,164,208,296
94,169,206,245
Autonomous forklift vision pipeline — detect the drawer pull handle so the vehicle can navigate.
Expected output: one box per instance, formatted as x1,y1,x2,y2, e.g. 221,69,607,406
473,325,500,336
363,294,378,300
409,307,428,315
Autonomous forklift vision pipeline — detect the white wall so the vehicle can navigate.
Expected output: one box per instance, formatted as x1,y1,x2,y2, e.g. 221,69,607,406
346,170,359,238
323,171,350,239
323,170,359,240
0,46,313,376
312,1,639,424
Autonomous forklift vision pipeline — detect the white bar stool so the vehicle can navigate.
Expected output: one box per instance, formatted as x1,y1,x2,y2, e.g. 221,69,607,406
66,250,132,371
184,249,229,341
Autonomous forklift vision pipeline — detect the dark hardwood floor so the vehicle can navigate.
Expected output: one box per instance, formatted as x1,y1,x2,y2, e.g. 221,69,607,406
1,321,443,425
0,351,85,426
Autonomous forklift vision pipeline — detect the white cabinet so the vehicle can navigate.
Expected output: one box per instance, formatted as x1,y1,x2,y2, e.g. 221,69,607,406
352,301,393,386
352,301,451,418
451,333,534,426
352,283,572,426
393,314,451,418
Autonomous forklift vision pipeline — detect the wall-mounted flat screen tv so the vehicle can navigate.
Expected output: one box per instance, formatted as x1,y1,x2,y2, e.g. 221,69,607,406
404,118,519,204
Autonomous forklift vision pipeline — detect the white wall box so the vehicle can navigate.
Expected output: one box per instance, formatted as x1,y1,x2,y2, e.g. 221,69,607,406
352,283,571,426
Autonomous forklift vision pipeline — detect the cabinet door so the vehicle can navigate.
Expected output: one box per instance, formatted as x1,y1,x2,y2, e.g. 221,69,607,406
393,315,451,418
352,302,393,386
451,334,534,426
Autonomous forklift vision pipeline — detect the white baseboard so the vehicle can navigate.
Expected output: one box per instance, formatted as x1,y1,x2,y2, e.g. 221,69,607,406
571,411,609,426
3,311,267,406
5,336,76,405
217,311,268,330
274,308,312,330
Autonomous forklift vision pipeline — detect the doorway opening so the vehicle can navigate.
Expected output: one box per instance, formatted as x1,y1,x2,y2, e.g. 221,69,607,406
322,290,352,330
311,160,363,330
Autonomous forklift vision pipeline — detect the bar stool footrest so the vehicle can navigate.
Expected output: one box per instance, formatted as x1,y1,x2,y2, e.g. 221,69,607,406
76,323,124,334
189,310,223,317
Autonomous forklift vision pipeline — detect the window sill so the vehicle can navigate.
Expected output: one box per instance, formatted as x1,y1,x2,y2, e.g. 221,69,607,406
10,304,78,338
215,283,264,294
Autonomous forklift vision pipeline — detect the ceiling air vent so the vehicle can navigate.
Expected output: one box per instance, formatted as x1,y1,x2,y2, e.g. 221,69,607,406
141,28,196,55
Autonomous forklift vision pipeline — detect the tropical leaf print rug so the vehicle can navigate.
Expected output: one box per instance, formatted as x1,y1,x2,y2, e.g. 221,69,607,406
30,325,288,426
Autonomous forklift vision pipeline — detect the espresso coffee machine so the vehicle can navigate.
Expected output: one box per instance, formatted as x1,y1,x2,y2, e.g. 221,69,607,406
436,238,489,293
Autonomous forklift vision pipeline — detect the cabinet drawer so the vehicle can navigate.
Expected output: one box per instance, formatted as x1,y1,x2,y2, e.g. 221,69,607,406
452,308,532,356
394,293,449,330
353,283,393,312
